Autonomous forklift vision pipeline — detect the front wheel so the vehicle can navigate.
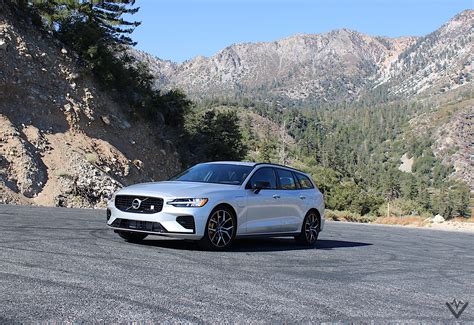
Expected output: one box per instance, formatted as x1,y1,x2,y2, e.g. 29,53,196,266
200,206,236,251
295,211,320,246
117,231,148,243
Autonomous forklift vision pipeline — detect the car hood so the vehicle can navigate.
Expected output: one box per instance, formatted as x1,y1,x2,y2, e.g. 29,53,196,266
117,181,240,198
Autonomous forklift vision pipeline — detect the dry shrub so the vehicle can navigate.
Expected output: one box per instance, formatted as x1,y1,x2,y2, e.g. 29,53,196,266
325,210,376,223
452,217,474,223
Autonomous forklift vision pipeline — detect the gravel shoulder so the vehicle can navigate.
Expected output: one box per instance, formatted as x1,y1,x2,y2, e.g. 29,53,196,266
372,219,474,233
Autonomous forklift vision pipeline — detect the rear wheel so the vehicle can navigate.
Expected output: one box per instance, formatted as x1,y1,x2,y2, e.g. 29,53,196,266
200,206,236,251
295,210,320,246
117,231,148,243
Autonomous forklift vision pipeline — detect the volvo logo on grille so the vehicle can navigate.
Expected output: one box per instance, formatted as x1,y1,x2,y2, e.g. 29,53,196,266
131,198,142,210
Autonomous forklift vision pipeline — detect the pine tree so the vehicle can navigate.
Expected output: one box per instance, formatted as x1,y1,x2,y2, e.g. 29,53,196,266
259,139,272,163
28,0,141,46
186,110,247,163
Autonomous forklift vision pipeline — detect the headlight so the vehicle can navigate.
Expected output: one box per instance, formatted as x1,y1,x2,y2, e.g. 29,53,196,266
167,198,208,207
108,192,117,203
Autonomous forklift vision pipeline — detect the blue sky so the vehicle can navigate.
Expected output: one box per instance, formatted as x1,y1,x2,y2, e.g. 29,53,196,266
129,0,472,62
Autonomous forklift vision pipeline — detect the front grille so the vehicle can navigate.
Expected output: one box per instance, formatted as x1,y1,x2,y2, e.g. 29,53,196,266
115,195,163,214
176,216,195,231
111,218,167,233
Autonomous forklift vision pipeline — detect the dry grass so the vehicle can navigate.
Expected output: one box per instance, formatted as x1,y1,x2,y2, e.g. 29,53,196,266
374,216,426,227
452,216,474,223
57,170,69,177
325,207,473,227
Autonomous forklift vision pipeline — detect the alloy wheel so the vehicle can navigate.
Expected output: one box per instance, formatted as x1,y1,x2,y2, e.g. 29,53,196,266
207,209,235,248
304,212,319,243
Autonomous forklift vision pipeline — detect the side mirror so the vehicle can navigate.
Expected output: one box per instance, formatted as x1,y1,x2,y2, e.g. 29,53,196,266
252,181,270,194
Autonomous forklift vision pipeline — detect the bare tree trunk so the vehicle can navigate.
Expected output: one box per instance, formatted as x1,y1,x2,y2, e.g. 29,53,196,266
279,120,287,165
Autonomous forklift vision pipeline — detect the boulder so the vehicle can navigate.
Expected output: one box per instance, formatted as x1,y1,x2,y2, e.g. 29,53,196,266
132,159,143,169
432,214,445,223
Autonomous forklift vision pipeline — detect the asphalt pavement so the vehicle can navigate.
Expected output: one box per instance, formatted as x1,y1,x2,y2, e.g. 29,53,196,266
0,204,472,323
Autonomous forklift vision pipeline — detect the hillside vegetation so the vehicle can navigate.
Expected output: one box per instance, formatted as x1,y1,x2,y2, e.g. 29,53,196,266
196,93,471,220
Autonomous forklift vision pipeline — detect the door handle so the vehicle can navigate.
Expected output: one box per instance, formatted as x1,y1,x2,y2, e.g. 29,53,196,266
272,194,280,199
299,195,306,200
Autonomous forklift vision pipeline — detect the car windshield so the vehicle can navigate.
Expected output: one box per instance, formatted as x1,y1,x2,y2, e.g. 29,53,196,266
169,163,253,185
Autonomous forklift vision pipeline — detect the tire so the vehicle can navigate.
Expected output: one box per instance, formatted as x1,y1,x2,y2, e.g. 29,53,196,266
117,231,148,243
200,205,236,251
295,210,320,246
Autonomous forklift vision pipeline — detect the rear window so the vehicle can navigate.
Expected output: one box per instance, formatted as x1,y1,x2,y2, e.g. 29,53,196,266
276,169,297,190
295,173,314,189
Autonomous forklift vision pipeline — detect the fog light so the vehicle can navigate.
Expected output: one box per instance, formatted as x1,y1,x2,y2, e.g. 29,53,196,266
106,208,111,221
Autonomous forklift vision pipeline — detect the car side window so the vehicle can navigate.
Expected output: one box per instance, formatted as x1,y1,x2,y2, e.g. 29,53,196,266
276,169,297,190
295,173,314,189
247,168,277,189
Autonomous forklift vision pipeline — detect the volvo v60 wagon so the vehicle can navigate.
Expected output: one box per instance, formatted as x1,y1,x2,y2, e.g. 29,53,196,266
107,162,325,250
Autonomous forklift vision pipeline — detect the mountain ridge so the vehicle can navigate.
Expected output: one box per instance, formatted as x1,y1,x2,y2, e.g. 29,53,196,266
134,9,472,103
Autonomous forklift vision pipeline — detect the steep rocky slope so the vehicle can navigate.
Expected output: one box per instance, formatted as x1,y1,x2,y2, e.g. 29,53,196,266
407,92,473,189
433,103,473,189
0,4,181,208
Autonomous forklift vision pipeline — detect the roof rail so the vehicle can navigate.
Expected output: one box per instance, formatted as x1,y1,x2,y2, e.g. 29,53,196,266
253,162,306,174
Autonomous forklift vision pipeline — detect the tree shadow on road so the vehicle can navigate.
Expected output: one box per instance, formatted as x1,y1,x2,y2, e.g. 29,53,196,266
136,237,372,252
316,239,372,250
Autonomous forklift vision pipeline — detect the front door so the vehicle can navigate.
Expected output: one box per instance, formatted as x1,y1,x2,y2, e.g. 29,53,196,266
244,167,285,234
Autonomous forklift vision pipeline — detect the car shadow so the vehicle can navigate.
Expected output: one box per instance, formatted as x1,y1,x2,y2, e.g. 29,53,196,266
137,237,372,252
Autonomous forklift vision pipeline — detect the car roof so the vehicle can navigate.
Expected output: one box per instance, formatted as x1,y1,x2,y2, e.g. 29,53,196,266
202,161,307,174
253,163,307,174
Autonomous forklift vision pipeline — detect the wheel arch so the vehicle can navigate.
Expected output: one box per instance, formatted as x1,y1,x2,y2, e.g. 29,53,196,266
210,202,238,227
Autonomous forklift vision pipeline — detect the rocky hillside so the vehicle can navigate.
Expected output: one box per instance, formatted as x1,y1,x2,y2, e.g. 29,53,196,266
134,10,472,103
0,4,181,208
376,10,473,96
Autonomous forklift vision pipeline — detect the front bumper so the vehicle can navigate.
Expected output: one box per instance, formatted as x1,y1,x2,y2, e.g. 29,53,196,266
107,201,211,240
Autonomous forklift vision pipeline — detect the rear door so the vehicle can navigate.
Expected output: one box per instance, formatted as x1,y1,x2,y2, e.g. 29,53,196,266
275,168,305,232
244,167,285,234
